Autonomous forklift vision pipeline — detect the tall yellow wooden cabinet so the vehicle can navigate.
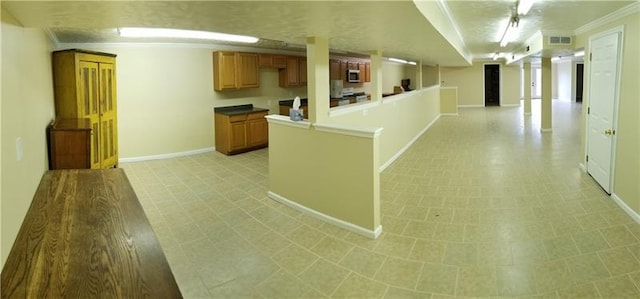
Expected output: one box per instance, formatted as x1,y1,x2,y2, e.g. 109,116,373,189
52,49,118,169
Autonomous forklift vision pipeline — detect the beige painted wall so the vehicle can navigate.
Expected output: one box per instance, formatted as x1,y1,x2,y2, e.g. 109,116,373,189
423,65,440,87
382,61,405,94
1,8,56,267
440,87,458,114
441,61,521,107
56,44,307,159
268,121,379,231
329,87,441,168
575,12,640,215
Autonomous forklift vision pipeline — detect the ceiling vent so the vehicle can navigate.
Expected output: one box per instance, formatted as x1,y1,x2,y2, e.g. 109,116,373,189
548,36,572,45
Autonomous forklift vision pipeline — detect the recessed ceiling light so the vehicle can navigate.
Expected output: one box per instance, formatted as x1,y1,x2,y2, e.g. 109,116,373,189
574,50,585,57
118,27,259,43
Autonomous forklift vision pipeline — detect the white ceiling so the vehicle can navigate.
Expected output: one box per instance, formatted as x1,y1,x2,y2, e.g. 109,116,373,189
2,1,636,66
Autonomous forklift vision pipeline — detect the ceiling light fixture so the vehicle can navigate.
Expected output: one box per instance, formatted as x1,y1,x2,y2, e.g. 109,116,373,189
407,61,417,65
499,16,519,47
388,57,408,64
517,0,535,15
574,50,585,57
492,52,500,60
118,27,259,43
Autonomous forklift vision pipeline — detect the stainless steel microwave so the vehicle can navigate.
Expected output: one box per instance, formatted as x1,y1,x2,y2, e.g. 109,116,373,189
347,69,360,82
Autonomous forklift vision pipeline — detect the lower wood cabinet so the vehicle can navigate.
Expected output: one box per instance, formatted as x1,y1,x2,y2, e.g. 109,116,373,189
215,111,268,155
48,118,91,169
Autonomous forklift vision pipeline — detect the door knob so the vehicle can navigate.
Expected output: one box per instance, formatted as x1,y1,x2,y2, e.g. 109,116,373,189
604,129,613,136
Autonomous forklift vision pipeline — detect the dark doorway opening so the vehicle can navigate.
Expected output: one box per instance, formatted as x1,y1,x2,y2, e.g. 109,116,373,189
576,63,584,102
484,64,500,106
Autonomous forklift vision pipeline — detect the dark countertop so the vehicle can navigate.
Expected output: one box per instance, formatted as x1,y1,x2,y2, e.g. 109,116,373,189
214,104,269,115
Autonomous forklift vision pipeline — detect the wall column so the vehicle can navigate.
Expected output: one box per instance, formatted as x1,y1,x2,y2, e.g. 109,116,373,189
370,50,383,101
523,62,532,115
415,60,423,90
541,57,552,131
306,36,329,123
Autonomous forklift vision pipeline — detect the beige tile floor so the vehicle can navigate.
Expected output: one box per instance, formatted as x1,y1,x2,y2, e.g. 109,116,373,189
121,100,640,298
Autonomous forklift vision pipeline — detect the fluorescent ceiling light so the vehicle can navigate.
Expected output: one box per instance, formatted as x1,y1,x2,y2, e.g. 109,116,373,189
518,0,535,15
492,52,500,60
500,19,518,47
118,27,259,43
408,61,417,65
388,57,408,64
574,50,585,57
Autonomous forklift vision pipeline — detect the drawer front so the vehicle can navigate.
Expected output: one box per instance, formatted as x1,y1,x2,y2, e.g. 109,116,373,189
229,114,247,122
247,112,268,120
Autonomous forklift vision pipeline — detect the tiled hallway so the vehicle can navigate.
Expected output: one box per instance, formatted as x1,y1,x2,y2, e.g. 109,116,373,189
121,101,640,298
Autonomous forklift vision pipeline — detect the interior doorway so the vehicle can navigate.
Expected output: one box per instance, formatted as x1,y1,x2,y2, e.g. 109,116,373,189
484,64,500,106
576,63,584,102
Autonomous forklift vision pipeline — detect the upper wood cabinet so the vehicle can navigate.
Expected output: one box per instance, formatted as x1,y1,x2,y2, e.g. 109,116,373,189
52,49,118,169
329,59,371,83
364,62,371,82
213,51,259,91
259,54,286,68
279,56,307,87
329,60,342,80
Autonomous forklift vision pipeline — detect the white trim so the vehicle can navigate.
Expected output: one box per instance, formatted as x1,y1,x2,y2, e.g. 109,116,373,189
500,104,520,107
119,147,214,163
435,0,470,58
45,28,60,46
379,114,441,172
611,193,640,224
313,123,383,139
440,113,459,116
579,163,587,172
267,191,382,239
540,128,553,133
440,86,458,90
265,114,312,129
575,2,640,35
458,105,485,108
329,101,380,117
524,112,532,116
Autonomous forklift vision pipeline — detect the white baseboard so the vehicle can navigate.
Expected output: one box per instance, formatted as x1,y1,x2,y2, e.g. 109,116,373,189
500,104,520,107
379,114,441,172
458,105,485,108
579,163,587,172
119,147,214,163
440,113,459,116
540,128,553,132
268,191,382,239
611,193,640,224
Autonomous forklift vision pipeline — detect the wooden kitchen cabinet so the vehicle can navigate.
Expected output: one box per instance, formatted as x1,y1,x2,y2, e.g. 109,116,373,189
48,118,92,170
215,111,268,155
52,49,118,169
279,56,307,87
259,54,287,68
364,62,371,82
330,60,342,80
213,51,259,91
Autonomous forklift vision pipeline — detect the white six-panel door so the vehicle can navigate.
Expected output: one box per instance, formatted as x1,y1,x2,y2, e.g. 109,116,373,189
586,30,622,194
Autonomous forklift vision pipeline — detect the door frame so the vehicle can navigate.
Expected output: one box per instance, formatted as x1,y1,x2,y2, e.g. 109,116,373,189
482,63,501,106
584,25,624,194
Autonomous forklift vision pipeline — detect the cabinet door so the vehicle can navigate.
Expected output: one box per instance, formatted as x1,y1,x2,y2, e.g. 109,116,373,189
285,56,299,86
246,119,268,147
99,63,118,168
229,122,247,151
348,61,358,70
298,58,307,86
330,60,341,80
78,61,101,169
237,53,259,88
273,55,287,68
364,62,371,82
213,52,237,90
340,61,348,81
259,53,273,67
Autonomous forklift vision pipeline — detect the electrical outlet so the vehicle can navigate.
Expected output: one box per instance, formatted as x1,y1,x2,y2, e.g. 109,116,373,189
16,137,23,161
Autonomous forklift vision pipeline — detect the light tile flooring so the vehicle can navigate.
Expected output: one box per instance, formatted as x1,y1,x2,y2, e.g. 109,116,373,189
121,100,640,298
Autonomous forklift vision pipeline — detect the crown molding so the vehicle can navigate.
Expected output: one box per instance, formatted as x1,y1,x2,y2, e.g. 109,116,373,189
44,28,60,47
433,0,473,64
575,2,640,35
